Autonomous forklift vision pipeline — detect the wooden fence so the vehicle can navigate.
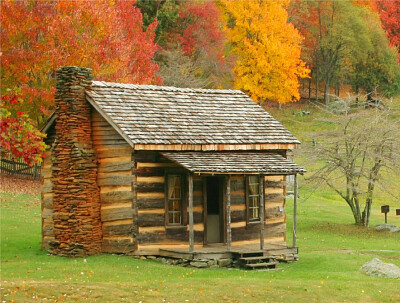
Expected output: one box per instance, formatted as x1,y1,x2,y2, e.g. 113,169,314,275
0,159,42,179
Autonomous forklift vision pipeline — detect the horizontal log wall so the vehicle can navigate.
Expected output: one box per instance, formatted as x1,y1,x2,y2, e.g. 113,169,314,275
41,149,54,249
264,175,286,245
230,175,261,244
230,175,287,246
135,151,204,251
92,110,136,254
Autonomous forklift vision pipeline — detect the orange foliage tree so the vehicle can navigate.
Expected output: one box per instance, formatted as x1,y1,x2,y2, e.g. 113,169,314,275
220,0,309,104
1,0,160,126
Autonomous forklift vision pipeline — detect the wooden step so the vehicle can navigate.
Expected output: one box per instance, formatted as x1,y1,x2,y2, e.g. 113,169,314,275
240,255,271,262
244,261,278,269
239,252,264,258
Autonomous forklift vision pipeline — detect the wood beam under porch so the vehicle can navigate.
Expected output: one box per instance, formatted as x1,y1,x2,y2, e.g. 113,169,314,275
157,243,298,263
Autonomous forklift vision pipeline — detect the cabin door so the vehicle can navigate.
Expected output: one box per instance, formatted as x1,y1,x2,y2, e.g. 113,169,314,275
205,177,224,244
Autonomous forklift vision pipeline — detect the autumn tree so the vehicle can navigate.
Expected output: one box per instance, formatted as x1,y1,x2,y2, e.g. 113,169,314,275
220,0,309,104
350,11,400,100
136,0,231,88
290,1,400,102
1,0,160,126
175,1,231,88
307,102,400,227
0,91,47,165
377,0,400,62
157,46,212,88
295,2,372,103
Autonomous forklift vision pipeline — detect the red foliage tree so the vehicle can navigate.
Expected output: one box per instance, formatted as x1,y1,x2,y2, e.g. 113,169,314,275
1,0,160,162
0,91,47,165
377,0,400,62
175,1,230,87
1,0,160,126
177,1,225,60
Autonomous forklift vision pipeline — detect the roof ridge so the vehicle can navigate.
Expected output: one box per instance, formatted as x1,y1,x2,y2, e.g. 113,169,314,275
91,80,244,95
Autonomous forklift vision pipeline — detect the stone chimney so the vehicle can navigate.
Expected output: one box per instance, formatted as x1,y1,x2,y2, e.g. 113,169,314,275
50,66,102,256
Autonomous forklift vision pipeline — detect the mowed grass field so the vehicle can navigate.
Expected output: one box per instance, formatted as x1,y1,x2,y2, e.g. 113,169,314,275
1,104,400,303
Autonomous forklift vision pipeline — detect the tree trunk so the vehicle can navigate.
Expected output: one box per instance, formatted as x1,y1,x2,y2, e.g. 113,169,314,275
316,71,319,102
355,85,359,104
363,166,380,227
347,197,362,225
351,206,363,225
335,82,340,96
324,78,330,103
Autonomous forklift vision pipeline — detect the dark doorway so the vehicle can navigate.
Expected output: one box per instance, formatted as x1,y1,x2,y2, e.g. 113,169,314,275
206,177,223,243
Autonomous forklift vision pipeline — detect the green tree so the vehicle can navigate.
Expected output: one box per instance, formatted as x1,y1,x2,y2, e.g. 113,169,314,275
135,0,181,47
350,11,400,100
315,1,371,103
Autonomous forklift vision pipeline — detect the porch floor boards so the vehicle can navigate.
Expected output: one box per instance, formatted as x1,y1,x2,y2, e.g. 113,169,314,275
157,243,298,261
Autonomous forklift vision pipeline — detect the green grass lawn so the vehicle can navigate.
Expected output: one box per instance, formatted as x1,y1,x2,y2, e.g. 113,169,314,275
1,103,400,302
1,186,399,302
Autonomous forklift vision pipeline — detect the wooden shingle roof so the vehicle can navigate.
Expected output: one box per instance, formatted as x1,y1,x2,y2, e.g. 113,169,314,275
86,81,300,147
161,152,306,175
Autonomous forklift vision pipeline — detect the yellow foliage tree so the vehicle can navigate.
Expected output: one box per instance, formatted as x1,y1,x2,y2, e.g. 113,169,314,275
220,0,309,104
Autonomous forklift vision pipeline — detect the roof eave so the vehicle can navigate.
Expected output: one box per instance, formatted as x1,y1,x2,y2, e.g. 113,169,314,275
85,93,134,148
41,112,56,134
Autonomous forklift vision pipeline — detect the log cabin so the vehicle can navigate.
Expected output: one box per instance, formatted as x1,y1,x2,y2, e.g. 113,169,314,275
41,66,305,263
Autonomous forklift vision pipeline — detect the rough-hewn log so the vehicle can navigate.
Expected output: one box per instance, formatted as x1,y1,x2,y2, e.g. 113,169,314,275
100,191,134,204
264,222,286,238
136,182,164,193
265,206,285,220
103,221,135,236
265,180,285,188
98,174,134,186
96,147,132,159
102,237,136,254
137,230,203,244
230,210,246,222
98,161,133,172
265,193,285,203
101,206,134,222
137,213,164,227
231,225,260,242
136,198,164,209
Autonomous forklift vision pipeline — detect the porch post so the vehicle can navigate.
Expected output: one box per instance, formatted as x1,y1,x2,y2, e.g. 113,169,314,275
259,175,265,250
293,174,298,248
188,173,194,252
226,174,232,251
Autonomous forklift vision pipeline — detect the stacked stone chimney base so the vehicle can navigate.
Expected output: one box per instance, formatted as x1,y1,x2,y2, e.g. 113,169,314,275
50,66,102,257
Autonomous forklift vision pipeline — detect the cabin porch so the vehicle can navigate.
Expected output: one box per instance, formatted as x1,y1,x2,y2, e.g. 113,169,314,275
158,243,298,261
135,243,298,270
